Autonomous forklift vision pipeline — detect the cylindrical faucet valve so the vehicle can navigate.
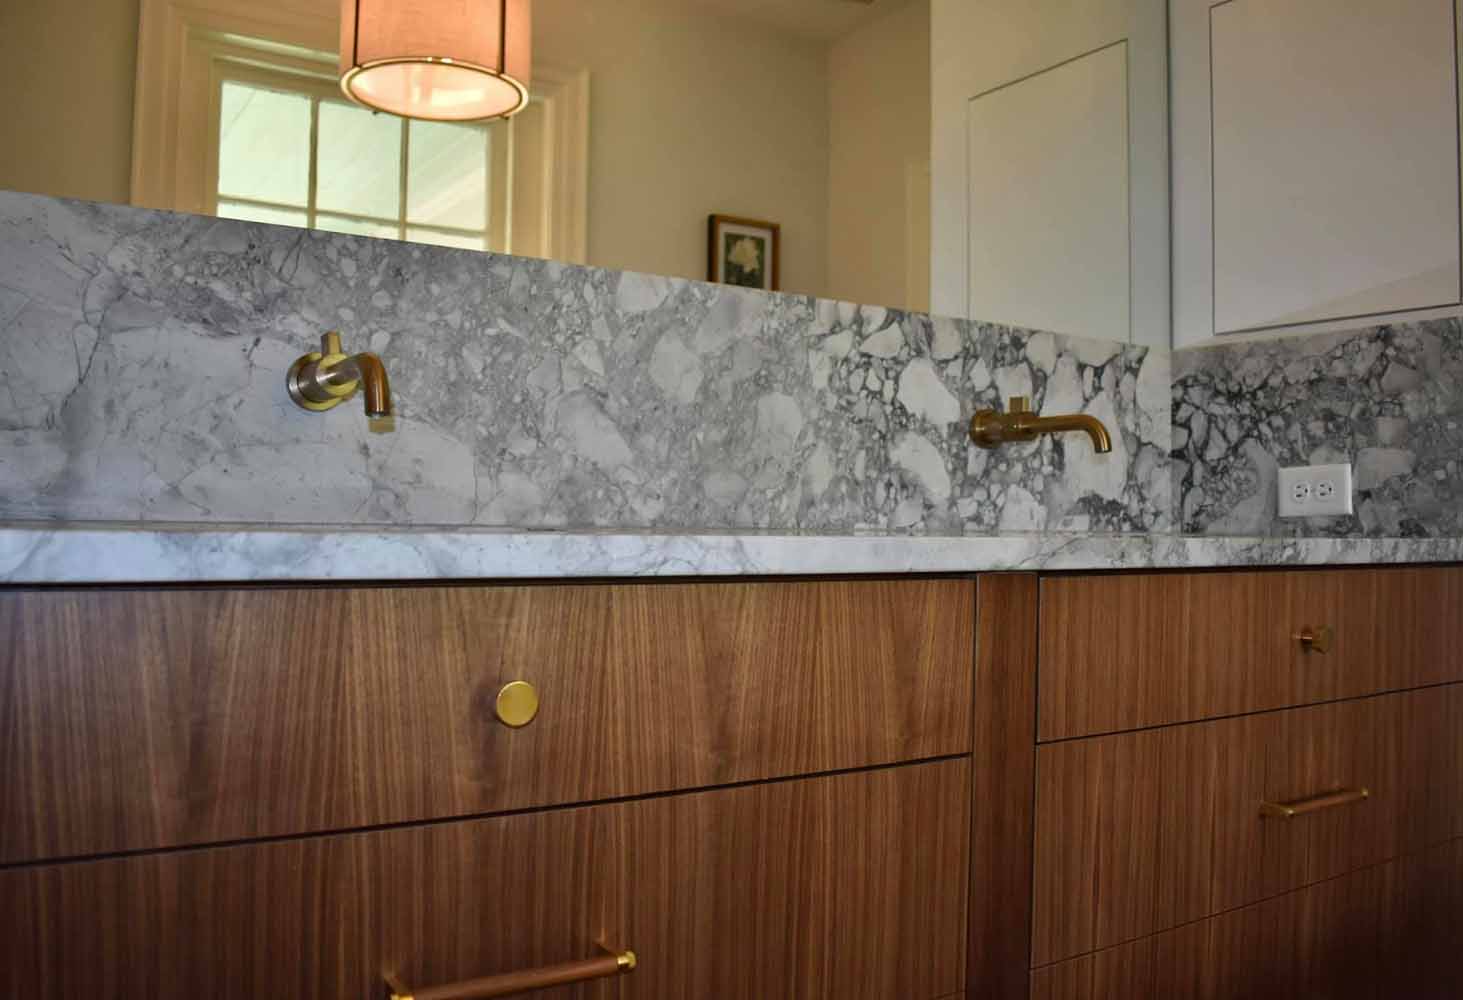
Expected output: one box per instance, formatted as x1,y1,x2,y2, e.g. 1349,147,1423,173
287,331,392,419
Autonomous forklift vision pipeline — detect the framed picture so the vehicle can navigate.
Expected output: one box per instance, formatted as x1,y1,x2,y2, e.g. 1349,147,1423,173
708,214,780,291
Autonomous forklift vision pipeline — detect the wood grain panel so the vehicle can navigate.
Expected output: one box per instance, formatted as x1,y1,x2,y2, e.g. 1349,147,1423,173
0,760,970,1000
1032,843,1463,1000
1259,690,1431,896
1038,567,1463,740
1434,684,1463,843
1029,955,1090,1000
1032,686,1461,965
1039,571,1279,741
967,574,1038,1000
1032,715,1266,965
1416,837,1463,996
0,579,974,864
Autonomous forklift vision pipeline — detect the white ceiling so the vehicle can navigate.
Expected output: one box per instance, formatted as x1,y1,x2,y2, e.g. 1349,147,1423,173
660,0,915,43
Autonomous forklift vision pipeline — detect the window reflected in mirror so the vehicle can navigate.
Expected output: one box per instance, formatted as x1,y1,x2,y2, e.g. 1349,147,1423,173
215,74,504,253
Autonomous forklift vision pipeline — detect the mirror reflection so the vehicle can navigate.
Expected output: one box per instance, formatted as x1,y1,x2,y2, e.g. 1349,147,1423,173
1,0,935,307
8,3,1463,355
4,0,1173,346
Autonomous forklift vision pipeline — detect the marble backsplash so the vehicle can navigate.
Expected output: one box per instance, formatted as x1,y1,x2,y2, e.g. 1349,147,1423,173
0,192,1171,534
1173,318,1463,537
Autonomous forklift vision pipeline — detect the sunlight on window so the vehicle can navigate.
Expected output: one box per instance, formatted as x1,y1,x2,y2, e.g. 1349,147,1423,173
408,121,489,230
318,101,402,221
407,228,489,251
214,73,502,252
218,82,310,208
315,214,400,240
217,200,309,228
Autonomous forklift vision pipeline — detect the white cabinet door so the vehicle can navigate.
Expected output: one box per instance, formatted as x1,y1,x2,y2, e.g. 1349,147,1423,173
930,0,1169,347
1171,0,1461,346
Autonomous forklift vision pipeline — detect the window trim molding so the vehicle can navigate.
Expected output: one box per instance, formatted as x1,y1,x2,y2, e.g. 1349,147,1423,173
132,0,589,262
132,0,337,213
524,64,591,264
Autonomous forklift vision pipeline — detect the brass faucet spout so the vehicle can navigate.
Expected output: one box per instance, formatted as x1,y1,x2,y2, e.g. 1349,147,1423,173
970,396,1113,453
1022,413,1112,453
333,352,392,418
287,332,393,419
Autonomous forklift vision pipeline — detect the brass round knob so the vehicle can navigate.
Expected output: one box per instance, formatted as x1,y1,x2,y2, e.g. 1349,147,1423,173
1295,625,1334,654
495,680,540,727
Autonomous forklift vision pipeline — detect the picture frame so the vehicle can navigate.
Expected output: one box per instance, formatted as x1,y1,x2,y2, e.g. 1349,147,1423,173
708,214,781,291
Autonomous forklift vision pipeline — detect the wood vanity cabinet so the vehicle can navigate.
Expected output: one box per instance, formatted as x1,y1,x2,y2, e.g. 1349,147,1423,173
0,580,974,862
2,762,969,999
2,567,1462,999
0,578,976,1000
1023,568,1463,1000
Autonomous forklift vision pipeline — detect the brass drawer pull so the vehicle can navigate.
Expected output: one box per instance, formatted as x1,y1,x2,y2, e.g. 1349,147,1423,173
389,947,636,1000
494,680,540,728
1294,625,1334,654
1260,786,1370,820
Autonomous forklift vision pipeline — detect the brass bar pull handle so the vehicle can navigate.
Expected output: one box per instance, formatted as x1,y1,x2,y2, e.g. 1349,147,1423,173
1260,786,1370,820
1294,624,1335,654
390,948,636,1000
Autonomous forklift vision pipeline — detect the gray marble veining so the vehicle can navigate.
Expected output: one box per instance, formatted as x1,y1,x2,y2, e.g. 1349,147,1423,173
3,524,1458,584
1174,318,1463,536
15,189,1463,555
0,192,1171,535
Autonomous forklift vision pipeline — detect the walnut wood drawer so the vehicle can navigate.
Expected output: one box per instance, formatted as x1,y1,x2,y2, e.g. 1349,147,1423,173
1031,685,1463,966
0,578,974,864
1038,567,1463,741
1031,840,1463,1000
0,759,970,1000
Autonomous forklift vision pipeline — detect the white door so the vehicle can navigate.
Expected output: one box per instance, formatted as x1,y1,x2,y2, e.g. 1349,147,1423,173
930,0,1169,347
1170,0,1460,346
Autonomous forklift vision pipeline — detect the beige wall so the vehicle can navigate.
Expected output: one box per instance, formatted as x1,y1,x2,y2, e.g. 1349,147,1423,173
826,0,930,311
0,0,834,297
534,0,830,296
0,0,139,205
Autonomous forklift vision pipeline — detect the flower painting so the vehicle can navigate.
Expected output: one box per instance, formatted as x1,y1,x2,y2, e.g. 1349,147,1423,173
708,214,780,291
725,235,765,287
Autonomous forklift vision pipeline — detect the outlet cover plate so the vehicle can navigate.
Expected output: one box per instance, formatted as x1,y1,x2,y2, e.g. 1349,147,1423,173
1278,463,1353,518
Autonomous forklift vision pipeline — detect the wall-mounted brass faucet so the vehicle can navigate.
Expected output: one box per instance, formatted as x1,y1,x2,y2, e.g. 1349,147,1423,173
969,396,1112,453
286,331,392,418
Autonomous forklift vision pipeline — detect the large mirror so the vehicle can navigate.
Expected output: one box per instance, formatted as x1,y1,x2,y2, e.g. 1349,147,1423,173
2,0,1172,346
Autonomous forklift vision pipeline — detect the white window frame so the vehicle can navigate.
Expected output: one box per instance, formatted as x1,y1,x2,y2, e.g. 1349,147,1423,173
210,61,511,250
131,0,589,262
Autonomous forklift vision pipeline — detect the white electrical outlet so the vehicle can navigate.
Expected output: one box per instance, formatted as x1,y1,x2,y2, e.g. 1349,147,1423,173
1278,463,1353,518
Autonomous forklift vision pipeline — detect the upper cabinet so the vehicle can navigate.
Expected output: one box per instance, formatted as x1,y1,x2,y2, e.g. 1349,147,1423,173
1171,0,1463,346
931,0,1171,348
891,0,1463,349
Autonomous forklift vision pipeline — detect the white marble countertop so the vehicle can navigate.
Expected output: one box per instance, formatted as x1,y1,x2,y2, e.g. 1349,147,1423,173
4,524,1463,583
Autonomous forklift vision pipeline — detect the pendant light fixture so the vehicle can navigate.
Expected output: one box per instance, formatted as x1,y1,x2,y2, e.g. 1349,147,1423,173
339,0,532,121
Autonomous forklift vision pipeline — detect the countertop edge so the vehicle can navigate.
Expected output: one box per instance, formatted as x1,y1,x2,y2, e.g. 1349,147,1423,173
5,526,1463,583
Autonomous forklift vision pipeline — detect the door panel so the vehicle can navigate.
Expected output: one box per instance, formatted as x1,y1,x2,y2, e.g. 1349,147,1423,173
964,42,1130,341
929,0,1169,346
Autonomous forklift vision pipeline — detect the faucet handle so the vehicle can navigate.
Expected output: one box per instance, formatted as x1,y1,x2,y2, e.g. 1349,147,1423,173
1008,396,1031,413
320,331,344,357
